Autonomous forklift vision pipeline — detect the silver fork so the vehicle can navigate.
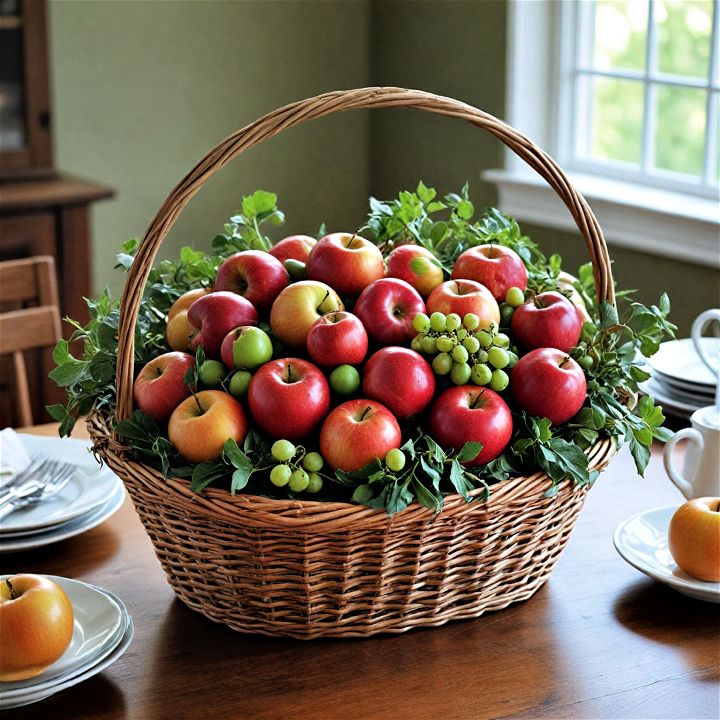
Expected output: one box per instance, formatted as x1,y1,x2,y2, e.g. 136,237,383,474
0,456,49,498
0,466,76,522
0,458,78,510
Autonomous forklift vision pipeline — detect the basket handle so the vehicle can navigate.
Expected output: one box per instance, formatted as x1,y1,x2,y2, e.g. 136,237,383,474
115,87,614,422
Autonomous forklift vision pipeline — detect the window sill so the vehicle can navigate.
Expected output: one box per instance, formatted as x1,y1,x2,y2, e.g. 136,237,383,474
483,169,719,269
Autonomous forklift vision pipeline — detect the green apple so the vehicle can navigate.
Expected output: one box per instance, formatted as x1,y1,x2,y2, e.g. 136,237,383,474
198,360,226,387
228,370,252,398
232,327,273,369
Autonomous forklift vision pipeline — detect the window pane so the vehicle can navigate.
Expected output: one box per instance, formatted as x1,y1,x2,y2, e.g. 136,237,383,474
654,85,707,175
656,0,713,78
594,0,648,71
588,77,645,165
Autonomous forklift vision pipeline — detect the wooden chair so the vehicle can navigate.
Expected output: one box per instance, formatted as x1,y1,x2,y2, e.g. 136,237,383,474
0,256,62,427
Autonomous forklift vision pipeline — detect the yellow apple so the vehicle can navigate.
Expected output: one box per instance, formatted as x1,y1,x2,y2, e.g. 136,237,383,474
166,289,210,351
668,497,720,582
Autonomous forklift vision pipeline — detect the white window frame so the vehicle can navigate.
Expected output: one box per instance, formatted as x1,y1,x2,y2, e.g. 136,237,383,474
484,0,720,269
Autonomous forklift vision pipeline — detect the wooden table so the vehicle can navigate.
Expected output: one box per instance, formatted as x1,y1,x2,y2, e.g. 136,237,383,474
5,422,719,720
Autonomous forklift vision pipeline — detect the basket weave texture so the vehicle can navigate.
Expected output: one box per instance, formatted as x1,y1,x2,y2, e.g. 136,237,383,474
92,88,618,639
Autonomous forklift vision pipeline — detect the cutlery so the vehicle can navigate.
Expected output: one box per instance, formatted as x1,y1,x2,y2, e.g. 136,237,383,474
0,458,80,507
0,468,75,522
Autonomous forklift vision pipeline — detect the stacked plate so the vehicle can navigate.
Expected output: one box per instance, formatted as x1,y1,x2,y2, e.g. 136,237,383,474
0,576,134,708
640,337,719,420
0,435,125,554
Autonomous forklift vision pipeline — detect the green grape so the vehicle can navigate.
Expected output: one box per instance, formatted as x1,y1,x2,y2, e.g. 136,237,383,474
432,352,453,375
471,363,492,385
463,313,480,331
410,335,423,352
421,335,438,355
490,369,510,392
494,333,510,348
475,329,494,349
271,439,296,462
476,349,489,363
288,468,310,492
436,335,455,353
505,286,525,308
456,328,468,342
303,451,324,472
306,472,323,494
385,448,406,472
270,464,292,487
506,351,519,368
412,312,430,334
451,345,469,363
450,362,472,385
488,346,510,369
445,313,462,332
463,336,480,354
429,312,447,332
500,303,514,326
578,355,594,370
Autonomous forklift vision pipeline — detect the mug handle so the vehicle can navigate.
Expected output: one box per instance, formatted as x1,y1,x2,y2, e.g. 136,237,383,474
691,308,720,376
663,428,704,500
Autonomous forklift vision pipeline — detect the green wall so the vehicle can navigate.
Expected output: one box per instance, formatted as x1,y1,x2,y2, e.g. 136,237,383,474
49,0,715,334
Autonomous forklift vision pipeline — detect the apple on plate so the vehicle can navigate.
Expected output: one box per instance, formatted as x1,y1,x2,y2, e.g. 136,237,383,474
168,390,248,463
306,311,368,367
0,574,74,681
669,498,720,582
426,279,500,330
220,326,273,370
187,291,259,358
133,351,195,422
428,386,513,466
319,399,402,471
511,291,583,353
248,358,330,440
386,244,444,297
511,348,587,425
452,244,528,302
354,278,426,346
269,234,317,264
215,250,289,309
166,288,210,351
269,280,344,348
362,347,435,419
306,232,385,298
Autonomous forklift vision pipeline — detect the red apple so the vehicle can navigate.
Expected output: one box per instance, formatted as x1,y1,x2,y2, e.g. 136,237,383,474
362,347,435,419
133,351,195,422
306,311,368,367
269,280,344,348
428,386,513,466
269,234,316,264
248,358,330,440
168,390,249,463
307,232,385,298
669,498,720,582
215,250,289,309
426,279,500,330
511,348,587,425
0,574,74,681
386,244,444,297
511,291,583,352
452,244,528,301
320,399,402,471
354,278,426,346
187,291,259,358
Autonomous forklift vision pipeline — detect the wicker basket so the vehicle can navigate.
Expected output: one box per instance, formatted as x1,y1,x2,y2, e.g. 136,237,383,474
90,88,618,639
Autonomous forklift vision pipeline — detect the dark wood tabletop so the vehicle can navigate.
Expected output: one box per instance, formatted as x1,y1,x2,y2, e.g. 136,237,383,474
4,422,719,720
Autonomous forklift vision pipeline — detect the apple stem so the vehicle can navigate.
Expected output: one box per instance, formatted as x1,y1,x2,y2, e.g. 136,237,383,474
6,578,16,600
360,405,372,421
317,290,330,314
189,387,203,415
559,356,571,368
534,296,545,309
345,233,358,249
470,390,486,409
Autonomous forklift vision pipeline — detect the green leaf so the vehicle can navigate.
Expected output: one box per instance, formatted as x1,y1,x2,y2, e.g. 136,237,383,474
352,484,374,504
419,456,442,491
456,441,483,464
190,461,227,493
413,479,443,513
449,459,474,501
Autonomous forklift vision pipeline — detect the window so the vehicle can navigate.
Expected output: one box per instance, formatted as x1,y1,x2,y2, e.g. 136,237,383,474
486,0,719,268
560,0,719,199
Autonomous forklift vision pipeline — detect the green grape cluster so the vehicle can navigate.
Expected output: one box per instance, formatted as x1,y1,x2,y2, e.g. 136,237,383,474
411,311,518,391
269,440,324,494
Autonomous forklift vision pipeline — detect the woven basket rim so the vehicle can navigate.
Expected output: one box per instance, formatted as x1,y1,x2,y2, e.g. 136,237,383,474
89,409,617,532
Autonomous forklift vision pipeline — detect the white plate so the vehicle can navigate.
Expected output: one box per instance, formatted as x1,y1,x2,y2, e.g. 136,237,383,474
1,436,121,533
0,483,125,554
639,378,702,420
614,505,720,604
656,373,716,400
646,337,719,388
0,576,125,695
0,614,133,709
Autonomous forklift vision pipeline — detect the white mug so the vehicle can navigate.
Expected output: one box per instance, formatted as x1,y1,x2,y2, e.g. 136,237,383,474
663,405,720,500
692,308,720,384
